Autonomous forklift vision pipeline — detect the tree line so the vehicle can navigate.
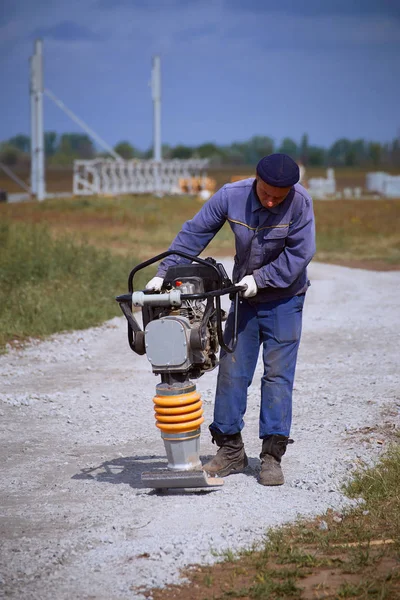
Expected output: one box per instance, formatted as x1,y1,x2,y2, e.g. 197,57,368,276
1,132,400,169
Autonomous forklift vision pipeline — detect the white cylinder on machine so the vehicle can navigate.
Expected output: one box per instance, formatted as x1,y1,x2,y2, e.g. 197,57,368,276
132,290,181,307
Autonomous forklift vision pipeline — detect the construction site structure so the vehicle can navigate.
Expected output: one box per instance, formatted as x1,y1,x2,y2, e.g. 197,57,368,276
366,172,400,198
307,168,336,198
73,158,211,196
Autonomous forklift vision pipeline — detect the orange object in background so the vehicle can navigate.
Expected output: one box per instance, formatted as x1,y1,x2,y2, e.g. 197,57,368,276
178,176,216,195
204,176,216,192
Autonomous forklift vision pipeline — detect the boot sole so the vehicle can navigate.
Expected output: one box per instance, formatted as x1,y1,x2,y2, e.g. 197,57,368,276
258,478,284,486
204,454,248,478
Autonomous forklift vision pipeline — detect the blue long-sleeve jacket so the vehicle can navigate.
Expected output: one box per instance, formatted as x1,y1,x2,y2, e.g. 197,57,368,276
157,178,316,302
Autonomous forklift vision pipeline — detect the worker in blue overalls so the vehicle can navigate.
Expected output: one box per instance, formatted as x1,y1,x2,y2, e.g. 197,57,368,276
146,154,316,486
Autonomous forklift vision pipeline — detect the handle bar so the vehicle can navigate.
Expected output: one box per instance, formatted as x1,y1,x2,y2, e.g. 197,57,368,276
119,251,245,354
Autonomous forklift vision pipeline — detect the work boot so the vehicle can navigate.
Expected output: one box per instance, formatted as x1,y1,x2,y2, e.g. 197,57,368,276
259,435,293,486
202,428,248,477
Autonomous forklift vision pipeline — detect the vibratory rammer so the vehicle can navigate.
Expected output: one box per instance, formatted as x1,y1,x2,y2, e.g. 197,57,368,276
116,251,244,490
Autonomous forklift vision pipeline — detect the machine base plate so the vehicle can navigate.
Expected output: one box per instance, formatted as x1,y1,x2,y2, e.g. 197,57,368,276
141,469,224,489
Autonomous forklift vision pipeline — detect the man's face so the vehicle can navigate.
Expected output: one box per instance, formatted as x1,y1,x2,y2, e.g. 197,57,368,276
255,176,292,209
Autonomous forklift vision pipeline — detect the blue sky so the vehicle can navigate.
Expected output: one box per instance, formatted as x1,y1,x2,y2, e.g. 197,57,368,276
1,0,399,151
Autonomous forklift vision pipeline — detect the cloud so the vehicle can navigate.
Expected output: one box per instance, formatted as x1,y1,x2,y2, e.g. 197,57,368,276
0,0,17,26
222,10,400,51
178,23,219,42
1,0,399,148
33,20,103,42
227,0,400,19
97,0,191,10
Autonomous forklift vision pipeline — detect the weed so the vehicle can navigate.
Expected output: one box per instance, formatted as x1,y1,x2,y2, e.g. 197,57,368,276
2,196,400,267
149,442,400,600
0,220,149,350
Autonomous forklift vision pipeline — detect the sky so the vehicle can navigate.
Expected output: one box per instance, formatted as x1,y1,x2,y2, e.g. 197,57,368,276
1,0,399,151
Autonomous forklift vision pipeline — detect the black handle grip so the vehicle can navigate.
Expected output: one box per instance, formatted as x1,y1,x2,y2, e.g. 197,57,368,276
128,250,222,294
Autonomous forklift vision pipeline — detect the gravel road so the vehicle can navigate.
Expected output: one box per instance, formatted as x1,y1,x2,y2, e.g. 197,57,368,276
0,260,399,600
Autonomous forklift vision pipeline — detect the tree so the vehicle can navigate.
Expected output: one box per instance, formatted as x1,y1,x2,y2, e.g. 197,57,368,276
391,138,400,167
0,144,20,166
57,134,95,159
196,143,220,158
307,146,326,166
162,144,173,159
300,134,309,165
192,143,226,164
222,144,247,165
368,142,382,167
44,132,58,157
245,136,274,164
278,138,298,159
142,146,154,159
170,145,193,159
114,141,136,159
7,134,30,153
351,139,368,166
328,138,353,166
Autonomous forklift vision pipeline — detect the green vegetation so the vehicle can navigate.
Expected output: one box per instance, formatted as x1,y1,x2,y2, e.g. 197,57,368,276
2,195,400,268
0,194,399,350
0,221,148,351
2,132,400,168
314,199,400,266
149,441,400,599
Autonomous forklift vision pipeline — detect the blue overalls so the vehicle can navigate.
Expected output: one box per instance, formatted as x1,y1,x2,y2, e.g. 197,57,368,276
158,178,316,439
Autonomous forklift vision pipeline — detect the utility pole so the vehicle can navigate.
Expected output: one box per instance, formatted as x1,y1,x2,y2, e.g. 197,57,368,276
30,54,37,196
152,56,162,162
30,39,45,201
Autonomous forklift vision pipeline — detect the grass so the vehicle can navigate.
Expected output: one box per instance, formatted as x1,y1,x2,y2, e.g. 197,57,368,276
0,193,399,350
0,220,148,351
313,200,400,267
146,441,400,599
1,194,400,268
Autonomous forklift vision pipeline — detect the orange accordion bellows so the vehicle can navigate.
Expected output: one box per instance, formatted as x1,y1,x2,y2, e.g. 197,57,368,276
153,390,204,433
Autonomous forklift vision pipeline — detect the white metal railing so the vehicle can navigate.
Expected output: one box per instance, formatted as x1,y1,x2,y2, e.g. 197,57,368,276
73,159,209,196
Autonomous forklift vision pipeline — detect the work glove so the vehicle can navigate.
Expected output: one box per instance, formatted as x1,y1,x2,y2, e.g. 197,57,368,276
237,275,258,298
145,276,163,291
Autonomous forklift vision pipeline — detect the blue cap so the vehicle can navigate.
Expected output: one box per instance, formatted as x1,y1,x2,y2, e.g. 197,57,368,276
256,153,300,188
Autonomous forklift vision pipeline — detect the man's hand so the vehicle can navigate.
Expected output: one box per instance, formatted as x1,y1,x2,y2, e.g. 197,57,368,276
237,275,258,298
145,276,163,291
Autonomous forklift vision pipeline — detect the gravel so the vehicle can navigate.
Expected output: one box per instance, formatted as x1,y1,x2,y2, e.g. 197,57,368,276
0,260,399,599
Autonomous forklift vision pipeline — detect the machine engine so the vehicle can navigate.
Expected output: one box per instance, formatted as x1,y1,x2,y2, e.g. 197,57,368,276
135,261,231,378
117,253,242,380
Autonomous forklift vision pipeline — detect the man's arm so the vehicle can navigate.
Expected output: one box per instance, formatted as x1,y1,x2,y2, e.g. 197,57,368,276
253,196,316,289
156,186,228,277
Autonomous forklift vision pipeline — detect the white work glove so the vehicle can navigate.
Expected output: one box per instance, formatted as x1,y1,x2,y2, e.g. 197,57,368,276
145,276,163,291
238,275,258,298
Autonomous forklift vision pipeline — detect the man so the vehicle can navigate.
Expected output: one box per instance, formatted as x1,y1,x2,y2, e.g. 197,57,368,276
146,154,316,486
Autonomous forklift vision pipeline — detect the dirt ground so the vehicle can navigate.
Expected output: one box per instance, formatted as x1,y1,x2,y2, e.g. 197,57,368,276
0,260,399,599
